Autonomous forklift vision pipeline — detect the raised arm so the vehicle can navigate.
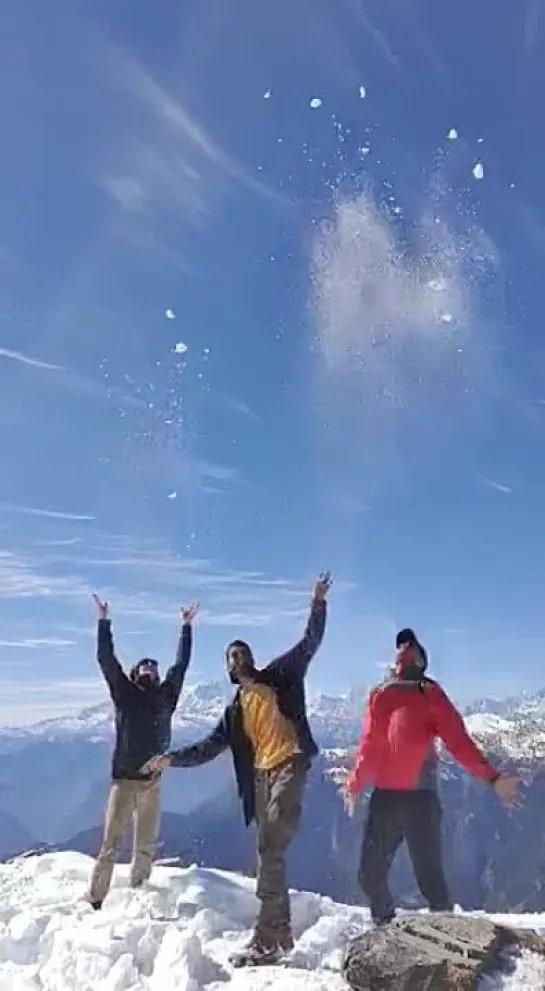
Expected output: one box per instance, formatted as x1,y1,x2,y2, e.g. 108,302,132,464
269,572,331,680
92,595,131,706
162,602,199,711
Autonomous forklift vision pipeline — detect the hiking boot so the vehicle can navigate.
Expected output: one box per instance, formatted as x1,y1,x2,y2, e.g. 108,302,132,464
87,898,103,911
277,932,294,953
372,912,395,927
229,940,283,968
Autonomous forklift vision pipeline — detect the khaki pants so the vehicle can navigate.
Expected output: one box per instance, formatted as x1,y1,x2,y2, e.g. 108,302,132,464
88,778,160,905
253,755,308,947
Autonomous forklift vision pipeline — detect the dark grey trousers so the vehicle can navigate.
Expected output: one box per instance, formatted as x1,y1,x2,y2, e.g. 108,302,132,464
253,755,308,946
359,788,452,924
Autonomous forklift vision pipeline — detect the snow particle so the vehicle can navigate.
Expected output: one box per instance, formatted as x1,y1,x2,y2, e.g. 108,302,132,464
174,341,188,355
358,86,367,99
263,89,272,99
472,162,484,181
168,491,177,500
447,128,458,141
310,97,323,109
440,312,454,324
165,309,176,320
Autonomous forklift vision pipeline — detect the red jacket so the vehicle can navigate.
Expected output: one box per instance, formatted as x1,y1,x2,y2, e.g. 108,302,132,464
346,676,499,795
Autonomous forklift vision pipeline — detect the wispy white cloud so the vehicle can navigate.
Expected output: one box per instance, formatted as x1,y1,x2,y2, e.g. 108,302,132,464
0,338,149,413
0,678,105,726
0,527,362,725
0,531,324,633
0,638,77,649
0,504,96,522
32,537,83,548
197,610,275,629
100,177,146,212
0,348,63,372
0,549,90,601
115,55,288,209
347,0,399,67
203,393,258,419
481,478,512,495
98,47,290,270
195,461,244,489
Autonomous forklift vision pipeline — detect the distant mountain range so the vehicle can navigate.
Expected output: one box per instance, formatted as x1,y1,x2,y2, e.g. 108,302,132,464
3,680,545,911
0,681,366,853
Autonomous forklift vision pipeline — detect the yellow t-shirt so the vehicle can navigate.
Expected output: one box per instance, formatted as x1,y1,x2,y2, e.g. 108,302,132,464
240,683,299,771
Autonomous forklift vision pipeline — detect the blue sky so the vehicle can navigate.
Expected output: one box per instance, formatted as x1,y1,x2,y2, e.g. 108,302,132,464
0,0,544,724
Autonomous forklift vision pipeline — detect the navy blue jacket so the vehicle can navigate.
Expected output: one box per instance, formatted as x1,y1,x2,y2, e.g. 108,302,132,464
97,618,192,780
168,598,327,824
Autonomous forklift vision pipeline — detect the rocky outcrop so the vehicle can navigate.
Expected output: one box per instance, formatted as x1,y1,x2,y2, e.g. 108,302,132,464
341,913,545,991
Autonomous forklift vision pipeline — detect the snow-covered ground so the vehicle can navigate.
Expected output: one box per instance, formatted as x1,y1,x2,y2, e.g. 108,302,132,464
1,853,545,990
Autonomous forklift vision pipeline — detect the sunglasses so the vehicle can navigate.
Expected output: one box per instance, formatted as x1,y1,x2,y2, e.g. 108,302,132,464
138,660,159,673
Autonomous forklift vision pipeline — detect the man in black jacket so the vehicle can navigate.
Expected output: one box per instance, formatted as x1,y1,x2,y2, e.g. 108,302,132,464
87,593,199,909
143,572,331,966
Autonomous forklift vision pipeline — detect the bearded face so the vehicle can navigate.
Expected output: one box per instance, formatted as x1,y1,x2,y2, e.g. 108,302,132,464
226,641,255,684
134,659,160,688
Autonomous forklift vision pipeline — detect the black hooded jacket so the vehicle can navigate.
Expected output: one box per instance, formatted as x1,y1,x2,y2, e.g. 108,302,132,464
167,598,327,825
96,618,192,780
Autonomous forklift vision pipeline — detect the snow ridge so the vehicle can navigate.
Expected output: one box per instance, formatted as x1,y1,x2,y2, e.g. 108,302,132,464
1,853,545,990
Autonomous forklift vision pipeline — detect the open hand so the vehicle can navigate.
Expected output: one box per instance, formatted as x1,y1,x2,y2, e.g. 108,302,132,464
494,773,520,807
141,754,172,775
92,594,109,620
181,601,200,624
313,571,332,601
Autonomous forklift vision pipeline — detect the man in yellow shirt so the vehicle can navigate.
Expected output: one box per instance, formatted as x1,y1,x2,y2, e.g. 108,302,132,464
144,572,331,967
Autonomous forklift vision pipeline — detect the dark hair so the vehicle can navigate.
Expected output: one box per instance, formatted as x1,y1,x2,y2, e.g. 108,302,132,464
225,639,254,665
395,628,428,670
396,628,417,648
130,658,159,682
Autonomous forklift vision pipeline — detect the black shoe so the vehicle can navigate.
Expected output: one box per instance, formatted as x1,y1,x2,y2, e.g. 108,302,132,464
230,941,283,968
372,912,395,927
89,899,103,911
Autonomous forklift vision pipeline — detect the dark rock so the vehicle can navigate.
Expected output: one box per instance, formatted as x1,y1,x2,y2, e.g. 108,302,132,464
3,844,54,863
341,913,545,991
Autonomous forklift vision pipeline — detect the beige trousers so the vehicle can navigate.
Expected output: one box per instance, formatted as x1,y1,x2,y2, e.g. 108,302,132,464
88,778,160,905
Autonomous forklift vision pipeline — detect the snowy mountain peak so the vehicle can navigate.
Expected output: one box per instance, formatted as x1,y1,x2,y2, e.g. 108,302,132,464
4,681,545,763
0,681,231,743
180,680,230,714
1,851,545,989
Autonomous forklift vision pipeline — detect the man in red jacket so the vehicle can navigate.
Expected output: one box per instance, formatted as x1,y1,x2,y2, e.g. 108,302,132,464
344,628,519,925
